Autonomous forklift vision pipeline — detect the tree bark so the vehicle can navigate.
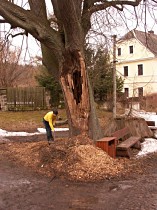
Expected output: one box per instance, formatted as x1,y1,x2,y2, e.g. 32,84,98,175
0,0,142,140
104,117,154,139
60,50,103,140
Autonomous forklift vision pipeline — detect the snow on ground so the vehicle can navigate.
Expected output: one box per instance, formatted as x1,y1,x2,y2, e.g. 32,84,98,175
125,109,157,157
136,138,157,157
0,110,157,157
0,127,69,137
130,109,157,126
37,127,69,133
0,129,40,137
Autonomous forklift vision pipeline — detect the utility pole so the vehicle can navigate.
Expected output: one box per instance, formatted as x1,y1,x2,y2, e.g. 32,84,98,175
112,35,117,119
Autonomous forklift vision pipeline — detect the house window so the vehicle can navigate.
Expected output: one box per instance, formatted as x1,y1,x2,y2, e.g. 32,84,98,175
124,66,128,76
129,46,133,54
138,87,143,97
138,64,143,75
118,48,121,56
124,88,129,98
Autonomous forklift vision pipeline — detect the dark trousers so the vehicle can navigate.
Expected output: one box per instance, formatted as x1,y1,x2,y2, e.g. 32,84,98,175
43,119,54,141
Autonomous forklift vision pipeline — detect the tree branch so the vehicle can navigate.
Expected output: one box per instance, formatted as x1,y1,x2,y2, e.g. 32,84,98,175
28,0,48,24
81,0,94,38
51,0,64,35
57,0,83,50
0,0,62,57
11,31,28,38
89,0,143,13
81,0,142,39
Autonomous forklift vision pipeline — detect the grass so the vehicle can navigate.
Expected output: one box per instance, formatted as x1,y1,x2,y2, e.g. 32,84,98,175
0,108,114,132
0,109,67,132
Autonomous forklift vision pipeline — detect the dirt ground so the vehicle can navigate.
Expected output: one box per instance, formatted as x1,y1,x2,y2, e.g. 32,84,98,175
1,132,157,210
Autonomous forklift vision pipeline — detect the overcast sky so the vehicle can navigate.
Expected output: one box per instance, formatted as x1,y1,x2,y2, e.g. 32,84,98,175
1,1,157,64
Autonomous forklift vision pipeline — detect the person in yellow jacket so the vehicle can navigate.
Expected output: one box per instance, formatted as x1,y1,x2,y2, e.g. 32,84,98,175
43,109,58,144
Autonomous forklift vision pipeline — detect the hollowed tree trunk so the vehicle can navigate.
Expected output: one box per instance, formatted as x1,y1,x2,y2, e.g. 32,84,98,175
60,50,103,140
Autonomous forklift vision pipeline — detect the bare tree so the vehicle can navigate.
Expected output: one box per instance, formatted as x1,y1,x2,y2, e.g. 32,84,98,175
0,40,24,87
0,0,144,140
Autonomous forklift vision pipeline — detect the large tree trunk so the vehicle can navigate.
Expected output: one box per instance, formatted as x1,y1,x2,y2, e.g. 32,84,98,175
0,0,144,142
60,50,103,140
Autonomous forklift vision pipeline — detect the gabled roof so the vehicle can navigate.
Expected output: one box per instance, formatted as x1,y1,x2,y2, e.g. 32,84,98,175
118,29,157,56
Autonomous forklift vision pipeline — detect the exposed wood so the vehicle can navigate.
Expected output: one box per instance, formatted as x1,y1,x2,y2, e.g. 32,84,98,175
116,148,132,158
0,0,143,140
145,121,157,132
124,118,154,138
146,121,155,126
55,119,68,126
111,127,130,142
104,117,154,138
116,136,141,149
60,49,103,140
112,126,141,158
60,50,90,136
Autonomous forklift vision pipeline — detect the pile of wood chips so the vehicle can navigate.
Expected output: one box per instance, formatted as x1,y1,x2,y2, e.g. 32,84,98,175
1,134,139,182
60,144,124,181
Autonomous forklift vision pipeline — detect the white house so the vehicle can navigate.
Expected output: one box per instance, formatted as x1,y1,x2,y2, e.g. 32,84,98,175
116,29,157,98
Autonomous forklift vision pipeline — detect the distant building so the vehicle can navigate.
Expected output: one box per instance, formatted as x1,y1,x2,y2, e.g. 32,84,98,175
116,29,157,98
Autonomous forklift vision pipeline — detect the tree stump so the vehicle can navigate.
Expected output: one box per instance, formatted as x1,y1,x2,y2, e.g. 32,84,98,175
104,117,154,138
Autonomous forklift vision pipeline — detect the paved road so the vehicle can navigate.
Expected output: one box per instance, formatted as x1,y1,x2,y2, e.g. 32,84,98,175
1,151,157,210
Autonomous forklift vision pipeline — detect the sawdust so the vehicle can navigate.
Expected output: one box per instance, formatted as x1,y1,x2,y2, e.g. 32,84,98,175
1,134,145,182
59,144,124,181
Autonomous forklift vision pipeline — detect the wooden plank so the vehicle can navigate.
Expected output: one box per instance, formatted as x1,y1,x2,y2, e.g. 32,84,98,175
146,121,155,126
133,141,141,149
111,127,142,158
96,137,116,142
148,126,157,130
112,127,130,140
116,148,132,158
117,136,141,149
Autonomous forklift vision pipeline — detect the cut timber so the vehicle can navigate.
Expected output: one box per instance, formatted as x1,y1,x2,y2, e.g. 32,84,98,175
116,137,141,150
146,121,155,126
116,148,132,158
55,119,68,126
104,117,154,139
112,127,141,158
146,120,157,132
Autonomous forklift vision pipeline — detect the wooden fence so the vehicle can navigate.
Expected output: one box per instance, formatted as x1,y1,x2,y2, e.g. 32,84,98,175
7,87,47,111
0,88,7,111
